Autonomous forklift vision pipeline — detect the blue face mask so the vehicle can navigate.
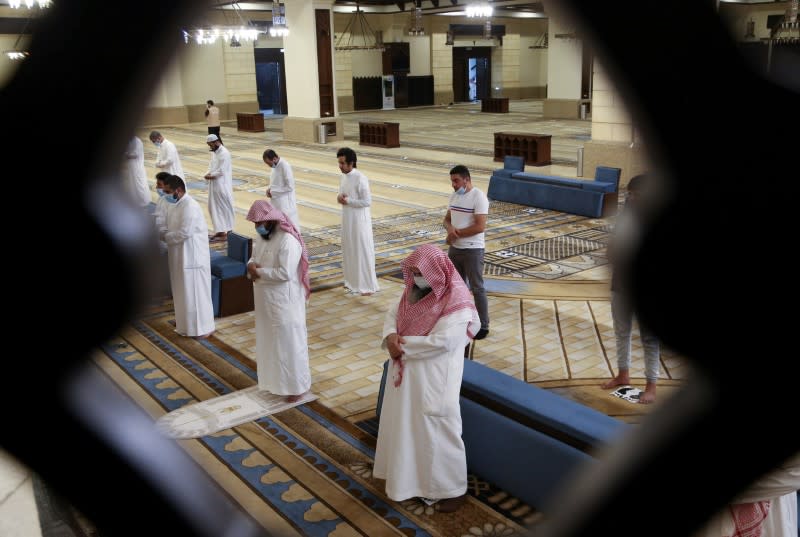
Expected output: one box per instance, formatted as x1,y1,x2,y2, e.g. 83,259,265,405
156,188,165,197
256,223,273,240
455,186,466,195
153,142,162,148
164,194,178,204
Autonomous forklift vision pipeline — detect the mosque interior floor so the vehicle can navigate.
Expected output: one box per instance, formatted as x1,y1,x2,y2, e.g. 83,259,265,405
0,100,690,537
134,99,687,427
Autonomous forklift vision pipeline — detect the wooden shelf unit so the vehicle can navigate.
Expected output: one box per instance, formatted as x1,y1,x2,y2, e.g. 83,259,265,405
493,132,552,166
481,97,509,113
358,121,400,148
236,112,265,133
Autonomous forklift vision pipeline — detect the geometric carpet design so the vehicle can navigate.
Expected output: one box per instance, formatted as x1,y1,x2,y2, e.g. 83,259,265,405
303,201,610,289
95,308,540,537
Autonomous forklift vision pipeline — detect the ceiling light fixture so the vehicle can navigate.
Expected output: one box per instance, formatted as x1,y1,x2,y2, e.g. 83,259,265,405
466,3,492,18
182,1,265,46
335,3,384,51
408,5,425,36
269,0,289,38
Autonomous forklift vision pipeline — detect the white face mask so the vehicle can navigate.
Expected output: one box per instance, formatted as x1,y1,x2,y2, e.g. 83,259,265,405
413,275,430,290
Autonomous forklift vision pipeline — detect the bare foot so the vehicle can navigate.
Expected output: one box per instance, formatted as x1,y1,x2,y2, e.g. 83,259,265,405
360,292,373,296
285,394,303,403
601,371,630,390
638,382,657,404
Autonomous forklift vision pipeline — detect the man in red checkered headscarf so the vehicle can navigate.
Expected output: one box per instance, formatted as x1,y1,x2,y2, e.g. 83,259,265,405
372,244,479,513
696,452,800,537
246,200,311,403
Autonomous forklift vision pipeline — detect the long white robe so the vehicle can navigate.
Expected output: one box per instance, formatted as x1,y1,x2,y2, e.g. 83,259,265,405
154,138,185,181
205,145,235,234
122,136,151,207
339,169,379,294
695,453,800,537
373,303,480,501
164,194,215,337
249,228,311,396
268,158,300,231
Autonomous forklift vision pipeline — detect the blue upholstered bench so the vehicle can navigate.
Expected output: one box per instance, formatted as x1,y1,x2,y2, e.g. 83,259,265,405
209,232,254,317
377,359,626,510
488,156,621,218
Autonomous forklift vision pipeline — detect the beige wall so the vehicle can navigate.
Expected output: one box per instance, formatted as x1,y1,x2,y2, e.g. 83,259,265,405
408,35,431,76
546,16,582,99
519,22,548,90
351,49,383,77
284,0,323,118
180,42,228,108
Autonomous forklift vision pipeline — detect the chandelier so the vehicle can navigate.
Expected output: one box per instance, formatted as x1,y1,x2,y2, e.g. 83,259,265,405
408,6,425,36
466,3,492,18
182,1,284,46
269,0,289,37
335,4,384,51
8,0,51,7
182,27,260,46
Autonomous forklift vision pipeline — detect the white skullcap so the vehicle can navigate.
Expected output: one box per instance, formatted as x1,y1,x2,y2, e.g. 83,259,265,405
206,134,219,143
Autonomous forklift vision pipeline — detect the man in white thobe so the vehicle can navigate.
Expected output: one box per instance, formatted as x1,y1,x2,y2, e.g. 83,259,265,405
695,452,800,537
335,147,380,295
204,134,235,242
160,175,215,339
149,130,185,182
245,200,311,403
122,136,151,208
263,148,300,231
374,244,479,513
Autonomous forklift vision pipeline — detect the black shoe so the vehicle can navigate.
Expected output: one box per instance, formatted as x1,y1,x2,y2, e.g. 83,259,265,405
475,328,489,340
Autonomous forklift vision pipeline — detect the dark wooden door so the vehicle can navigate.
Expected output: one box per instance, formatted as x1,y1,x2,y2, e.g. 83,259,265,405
315,9,335,118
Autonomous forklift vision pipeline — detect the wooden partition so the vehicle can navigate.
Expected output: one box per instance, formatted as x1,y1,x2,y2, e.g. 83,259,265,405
494,132,552,166
359,122,400,148
236,113,265,132
408,75,434,107
353,76,383,111
481,97,509,113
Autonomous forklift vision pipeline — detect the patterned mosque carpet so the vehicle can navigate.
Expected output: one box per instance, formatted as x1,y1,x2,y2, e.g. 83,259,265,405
304,200,611,290
94,306,542,537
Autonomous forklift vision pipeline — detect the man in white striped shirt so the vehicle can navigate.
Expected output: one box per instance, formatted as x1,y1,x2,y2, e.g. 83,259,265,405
443,164,490,340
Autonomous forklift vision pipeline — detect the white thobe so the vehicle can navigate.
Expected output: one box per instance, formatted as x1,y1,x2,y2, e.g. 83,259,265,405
206,145,235,234
154,195,170,252
339,169,380,294
268,159,300,231
373,303,480,502
695,453,800,537
122,137,151,207
249,228,311,396
154,138,185,181
164,194,215,337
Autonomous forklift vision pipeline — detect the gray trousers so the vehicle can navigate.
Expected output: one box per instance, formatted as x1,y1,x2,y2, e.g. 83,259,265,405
611,291,660,382
448,246,489,329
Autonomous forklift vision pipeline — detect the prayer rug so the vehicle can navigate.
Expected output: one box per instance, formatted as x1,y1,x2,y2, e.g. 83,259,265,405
610,386,643,404
157,387,318,439
94,307,540,537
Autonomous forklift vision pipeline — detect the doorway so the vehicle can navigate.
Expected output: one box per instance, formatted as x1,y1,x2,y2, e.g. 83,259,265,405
452,47,491,103
254,48,288,115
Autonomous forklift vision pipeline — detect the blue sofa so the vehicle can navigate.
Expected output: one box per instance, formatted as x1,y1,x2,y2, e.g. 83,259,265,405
488,156,621,218
376,359,626,510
